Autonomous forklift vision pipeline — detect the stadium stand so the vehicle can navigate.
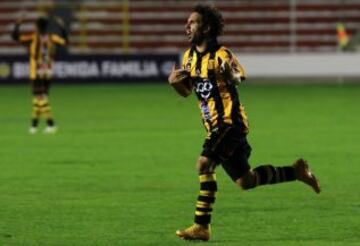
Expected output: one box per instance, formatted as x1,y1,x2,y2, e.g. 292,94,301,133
1,0,360,54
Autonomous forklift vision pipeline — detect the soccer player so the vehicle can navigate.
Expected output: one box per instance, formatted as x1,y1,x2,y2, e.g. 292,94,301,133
12,14,68,134
168,4,320,241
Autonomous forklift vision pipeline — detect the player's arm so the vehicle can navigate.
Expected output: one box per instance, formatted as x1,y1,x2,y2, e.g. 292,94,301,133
53,16,68,44
11,14,33,43
218,52,246,86
168,65,192,97
11,18,22,41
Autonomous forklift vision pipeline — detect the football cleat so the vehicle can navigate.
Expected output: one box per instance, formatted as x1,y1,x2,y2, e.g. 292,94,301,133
43,126,57,134
293,158,320,194
176,224,211,241
29,127,38,134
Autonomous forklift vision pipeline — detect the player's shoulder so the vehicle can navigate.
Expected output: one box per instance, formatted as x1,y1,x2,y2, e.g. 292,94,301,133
49,33,60,39
183,47,192,57
182,47,194,64
19,32,36,41
50,33,66,44
216,46,235,58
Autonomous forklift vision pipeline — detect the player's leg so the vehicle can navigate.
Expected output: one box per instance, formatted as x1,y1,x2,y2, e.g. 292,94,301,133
41,80,57,133
176,126,235,241
221,135,253,185
29,79,55,133
220,134,320,193
235,160,320,193
41,96,57,133
176,156,216,241
29,95,41,134
236,165,296,189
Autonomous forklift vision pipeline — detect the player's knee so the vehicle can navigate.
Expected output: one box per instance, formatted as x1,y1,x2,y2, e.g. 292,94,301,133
196,156,215,174
235,171,257,190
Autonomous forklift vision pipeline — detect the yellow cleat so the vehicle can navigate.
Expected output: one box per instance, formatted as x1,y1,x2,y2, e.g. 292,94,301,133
176,224,211,241
293,158,321,194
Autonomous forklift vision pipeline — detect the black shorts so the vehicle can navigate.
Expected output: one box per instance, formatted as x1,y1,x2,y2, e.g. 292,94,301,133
201,125,252,181
31,79,50,95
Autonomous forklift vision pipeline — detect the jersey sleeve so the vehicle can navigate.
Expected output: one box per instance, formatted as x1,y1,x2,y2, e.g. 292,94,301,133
231,53,246,80
18,34,33,43
180,49,194,90
219,48,246,80
182,49,190,70
50,34,66,46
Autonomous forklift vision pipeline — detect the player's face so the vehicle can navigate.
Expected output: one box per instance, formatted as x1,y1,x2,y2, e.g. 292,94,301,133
185,12,206,45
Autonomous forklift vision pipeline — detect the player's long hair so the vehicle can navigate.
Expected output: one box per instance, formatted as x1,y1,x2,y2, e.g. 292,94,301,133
194,4,224,38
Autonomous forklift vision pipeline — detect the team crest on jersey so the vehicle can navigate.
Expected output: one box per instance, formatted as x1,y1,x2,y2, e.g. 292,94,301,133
195,78,213,99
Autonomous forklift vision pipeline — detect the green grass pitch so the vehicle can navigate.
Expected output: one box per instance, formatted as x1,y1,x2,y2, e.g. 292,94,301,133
0,82,359,246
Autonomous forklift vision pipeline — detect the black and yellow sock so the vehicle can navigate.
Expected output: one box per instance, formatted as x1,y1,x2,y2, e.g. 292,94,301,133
39,98,50,117
43,102,56,127
253,165,296,186
46,118,55,127
31,118,39,127
31,98,41,127
32,97,56,127
38,97,56,126
194,173,217,227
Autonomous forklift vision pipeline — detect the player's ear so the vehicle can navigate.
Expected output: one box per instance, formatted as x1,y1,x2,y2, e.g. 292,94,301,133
203,25,210,35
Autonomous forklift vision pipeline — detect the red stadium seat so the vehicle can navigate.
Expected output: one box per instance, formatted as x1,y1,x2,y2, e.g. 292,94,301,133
1,0,360,54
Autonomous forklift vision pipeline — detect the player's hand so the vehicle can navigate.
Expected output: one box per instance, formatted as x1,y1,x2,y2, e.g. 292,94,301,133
218,57,242,85
168,64,189,85
54,16,65,27
168,64,192,97
16,11,26,24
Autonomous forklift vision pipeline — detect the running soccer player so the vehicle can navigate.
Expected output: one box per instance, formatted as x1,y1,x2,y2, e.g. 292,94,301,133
12,14,68,134
168,4,320,241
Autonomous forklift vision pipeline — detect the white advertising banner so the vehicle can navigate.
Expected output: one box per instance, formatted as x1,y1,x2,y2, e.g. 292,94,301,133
238,53,360,78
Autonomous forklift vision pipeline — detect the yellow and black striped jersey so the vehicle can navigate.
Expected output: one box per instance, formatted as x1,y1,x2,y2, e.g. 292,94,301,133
182,43,249,135
17,32,66,80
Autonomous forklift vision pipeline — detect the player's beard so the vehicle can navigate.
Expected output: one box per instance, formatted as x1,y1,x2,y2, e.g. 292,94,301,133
191,30,206,46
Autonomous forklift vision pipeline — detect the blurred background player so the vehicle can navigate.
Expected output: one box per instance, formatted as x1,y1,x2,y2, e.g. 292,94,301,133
168,4,321,241
11,13,68,134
